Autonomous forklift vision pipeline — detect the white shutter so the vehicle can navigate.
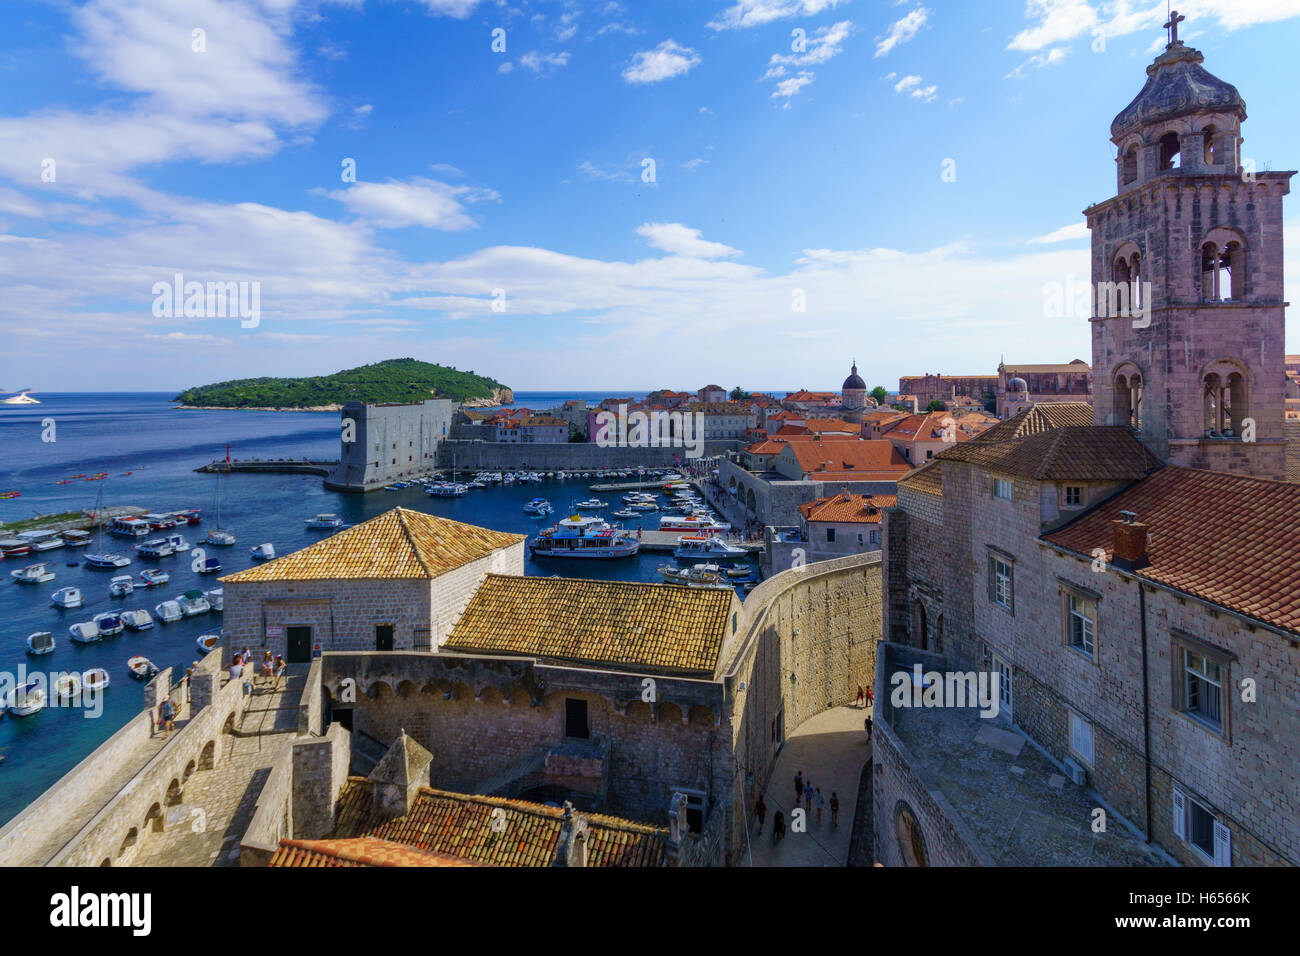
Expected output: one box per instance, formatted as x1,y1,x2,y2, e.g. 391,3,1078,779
1213,820,1232,867
1172,789,1187,840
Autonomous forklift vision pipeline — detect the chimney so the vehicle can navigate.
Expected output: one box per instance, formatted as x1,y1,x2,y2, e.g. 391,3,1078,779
1110,511,1149,571
552,802,589,868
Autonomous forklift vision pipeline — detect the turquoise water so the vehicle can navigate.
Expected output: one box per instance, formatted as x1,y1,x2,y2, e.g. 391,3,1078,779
0,392,751,825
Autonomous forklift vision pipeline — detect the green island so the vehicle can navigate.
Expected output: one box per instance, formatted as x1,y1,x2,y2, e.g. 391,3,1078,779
173,358,512,410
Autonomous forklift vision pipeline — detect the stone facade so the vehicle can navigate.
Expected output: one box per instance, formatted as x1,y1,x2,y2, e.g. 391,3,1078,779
326,399,456,492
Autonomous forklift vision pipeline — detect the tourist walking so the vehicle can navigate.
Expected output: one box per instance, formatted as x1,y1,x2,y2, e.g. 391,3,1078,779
158,696,175,734
262,651,274,685
755,797,766,833
794,771,804,806
804,781,814,810
830,792,840,827
227,654,243,682
864,715,874,739
772,810,785,845
273,655,287,691
865,685,874,707
856,685,865,707
815,788,824,824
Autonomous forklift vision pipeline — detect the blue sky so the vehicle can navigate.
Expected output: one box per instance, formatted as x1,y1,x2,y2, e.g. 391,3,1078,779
2,0,1299,393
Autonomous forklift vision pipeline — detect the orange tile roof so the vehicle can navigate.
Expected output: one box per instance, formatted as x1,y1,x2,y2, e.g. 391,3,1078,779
803,418,861,433
220,508,524,583
799,493,897,523
1044,466,1300,635
332,781,671,867
268,837,482,867
773,424,813,437
883,412,967,442
897,460,943,496
745,439,789,455
935,426,1160,481
444,574,735,675
784,439,911,479
969,402,1094,444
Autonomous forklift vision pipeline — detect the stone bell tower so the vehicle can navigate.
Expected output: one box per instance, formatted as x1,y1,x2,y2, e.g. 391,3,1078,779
1085,13,1292,479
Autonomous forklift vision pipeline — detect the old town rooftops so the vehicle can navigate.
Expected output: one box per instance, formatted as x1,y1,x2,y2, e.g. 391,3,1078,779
220,507,524,583
965,401,1095,445
799,493,898,523
268,836,484,867
328,780,671,867
934,425,1161,481
782,439,912,479
1044,466,1300,635
444,573,735,675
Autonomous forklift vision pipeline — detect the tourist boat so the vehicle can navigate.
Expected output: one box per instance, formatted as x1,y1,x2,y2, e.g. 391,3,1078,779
162,532,191,553
673,535,748,559
26,631,55,656
137,538,175,560
6,681,46,717
575,499,608,510
137,568,170,587
196,556,222,575
250,542,275,561
127,656,158,681
205,587,223,611
17,530,64,552
55,673,81,701
93,612,125,637
306,513,344,530
82,668,110,693
196,632,221,655
122,609,154,631
155,600,183,623
109,517,150,538
10,562,54,584
660,514,730,533
523,498,553,516
61,530,92,548
0,539,32,558
69,621,101,643
177,590,211,616
143,513,177,530
173,509,203,525
530,522,639,559
611,508,640,519
51,586,83,609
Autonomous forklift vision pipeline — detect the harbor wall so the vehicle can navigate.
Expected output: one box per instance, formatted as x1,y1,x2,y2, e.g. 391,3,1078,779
718,458,899,526
325,399,456,492
435,439,739,472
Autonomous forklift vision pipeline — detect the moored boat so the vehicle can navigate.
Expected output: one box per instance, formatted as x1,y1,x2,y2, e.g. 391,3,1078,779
108,517,150,538
0,539,32,558
17,530,64,552
109,574,135,597
61,530,92,548
530,523,639,559
249,542,275,561
659,514,730,533
69,621,101,643
155,600,183,624
93,612,125,637
196,632,221,655
10,562,54,584
673,535,748,559
26,631,55,656
51,586,83,609
305,513,344,530
575,499,608,510
84,550,131,569
523,498,553,516
127,656,158,680
206,529,237,546
657,563,731,588
6,681,46,717
55,673,82,701
205,587,223,611
137,568,170,587
122,609,154,631
82,668,110,693
177,590,211,616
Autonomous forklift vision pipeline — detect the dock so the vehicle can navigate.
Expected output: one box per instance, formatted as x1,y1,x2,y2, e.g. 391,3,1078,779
605,529,762,554
196,459,338,477
0,506,147,536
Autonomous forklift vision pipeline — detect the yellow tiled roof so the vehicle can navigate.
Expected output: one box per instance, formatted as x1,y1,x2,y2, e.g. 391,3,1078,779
220,507,525,583
444,574,734,675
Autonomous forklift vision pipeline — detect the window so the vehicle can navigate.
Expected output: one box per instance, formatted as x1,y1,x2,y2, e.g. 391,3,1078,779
1203,363,1249,437
1068,712,1094,765
564,698,590,739
1181,647,1223,731
826,527,836,543
990,554,1014,611
1065,486,1083,506
1174,790,1232,866
1066,592,1097,658
993,478,1012,500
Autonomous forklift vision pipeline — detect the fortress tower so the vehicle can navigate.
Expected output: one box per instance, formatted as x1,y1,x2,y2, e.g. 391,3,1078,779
1086,15,1293,478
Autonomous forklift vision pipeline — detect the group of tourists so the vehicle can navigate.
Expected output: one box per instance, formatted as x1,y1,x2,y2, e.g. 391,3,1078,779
752,770,841,847
228,649,287,691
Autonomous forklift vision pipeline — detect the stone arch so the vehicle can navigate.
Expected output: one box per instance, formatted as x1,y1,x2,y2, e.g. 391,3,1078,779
912,599,929,651
366,680,394,700
656,701,684,725
687,704,714,727
1158,130,1181,170
894,800,928,867
199,739,216,771
1202,358,1252,437
183,759,197,782
221,711,236,734
624,699,653,722
476,685,503,705
1200,226,1247,301
1113,363,1143,430
145,802,163,833
746,488,757,514
119,827,138,857
165,778,183,807
396,679,418,699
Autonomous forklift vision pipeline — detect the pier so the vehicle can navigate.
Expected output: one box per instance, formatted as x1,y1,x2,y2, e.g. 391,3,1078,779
618,530,762,554
196,459,338,477
0,505,147,536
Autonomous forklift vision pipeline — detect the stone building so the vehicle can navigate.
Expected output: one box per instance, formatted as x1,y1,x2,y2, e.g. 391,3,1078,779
797,491,894,561
841,362,869,422
325,399,456,492
876,30,1298,868
897,374,997,411
996,361,1092,419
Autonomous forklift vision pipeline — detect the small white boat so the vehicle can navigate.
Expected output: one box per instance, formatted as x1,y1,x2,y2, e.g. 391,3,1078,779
658,563,728,587
523,498,553,516
61,530,92,548
122,608,154,631
127,656,158,680
137,568,170,587
576,499,608,510
205,587,223,611
205,529,236,546
611,508,639,519
69,621,101,643
305,513,344,530
26,631,55,656
51,586,83,609
55,673,82,701
629,501,660,511
196,632,221,655
196,556,222,575
673,535,749,559
163,532,191,552
7,681,46,717
155,600,183,623
84,551,131,569
177,590,211,616
10,562,55,584
660,514,730,533
93,612,125,637
109,574,135,597
82,668,110,693
17,530,64,552
136,538,175,560
250,543,275,561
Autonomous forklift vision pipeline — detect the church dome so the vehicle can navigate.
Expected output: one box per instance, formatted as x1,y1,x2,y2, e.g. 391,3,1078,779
842,364,866,392
1007,377,1028,393
1111,42,1245,141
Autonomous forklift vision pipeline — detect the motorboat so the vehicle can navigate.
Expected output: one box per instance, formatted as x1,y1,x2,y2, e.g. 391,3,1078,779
109,517,150,538
162,532,191,553
122,609,154,631
177,590,211,616
658,563,731,588
575,499,608,510
425,482,468,497
61,530,92,548
137,568,170,587
10,562,55,584
205,587,223,611
0,539,32,558
557,514,610,533
673,535,749,560
725,565,754,579
530,522,639,559
82,668,111,693
172,509,203,525
137,538,175,560
305,513,344,530
196,556,222,575
205,529,237,546
26,631,55,656
84,550,131,569
109,574,135,597
55,673,82,701
17,530,64,552
623,492,656,503
142,513,177,530
69,621,101,643
523,498,553,516
6,681,46,717
611,508,640,519
250,543,275,561
51,586,83,609
1,389,39,405
155,600,183,623
196,632,221,655
93,612,125,637
629,501,659,511
659,514,730,533
127,656,158,680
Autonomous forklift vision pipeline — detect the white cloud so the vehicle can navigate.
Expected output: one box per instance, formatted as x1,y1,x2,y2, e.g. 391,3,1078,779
708,0,848,31
623,40,701,84
326,178,499,230
772,72,815,99
414,0,483,17
1027,222,1089,244
1006,46,1068,79
892,74,938,102
637,222,741,259
875,8,929,58
520,51,571,73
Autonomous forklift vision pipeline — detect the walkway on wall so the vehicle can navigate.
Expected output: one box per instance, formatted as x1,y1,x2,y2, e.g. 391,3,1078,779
133,667,307,867
746,705,873,867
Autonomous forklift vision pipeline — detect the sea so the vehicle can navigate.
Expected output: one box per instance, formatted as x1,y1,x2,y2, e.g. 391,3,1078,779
0,391,755,826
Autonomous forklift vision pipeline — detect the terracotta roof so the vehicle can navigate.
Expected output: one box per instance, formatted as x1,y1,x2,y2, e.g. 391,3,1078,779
783,439,911,479
773,425,815,438
883,412,968,442
803,418,861,434
332,781,671,867
444,574,734,675
220,508,524,583
1044,466,1300,635
897,460,943,496
862,410,908,425
745,439,790,455
799,493,897,523
268,837,481,867
935,426,1160,481
969,402,1095,444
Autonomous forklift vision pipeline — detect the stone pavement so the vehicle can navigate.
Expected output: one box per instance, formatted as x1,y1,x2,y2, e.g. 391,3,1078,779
744,705,873,867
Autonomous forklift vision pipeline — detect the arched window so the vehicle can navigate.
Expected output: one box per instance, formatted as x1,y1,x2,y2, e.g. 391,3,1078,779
1203,126,1219,166
1200,230,1247,301
1203,362,1250,437
1114,368,1142,430
1159,132,1181,170
1122,145,1139,184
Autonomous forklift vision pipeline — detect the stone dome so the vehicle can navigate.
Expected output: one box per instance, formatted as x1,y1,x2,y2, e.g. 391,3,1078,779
1007,377,1028,393
1111,42,1246,141
842,364,866,392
